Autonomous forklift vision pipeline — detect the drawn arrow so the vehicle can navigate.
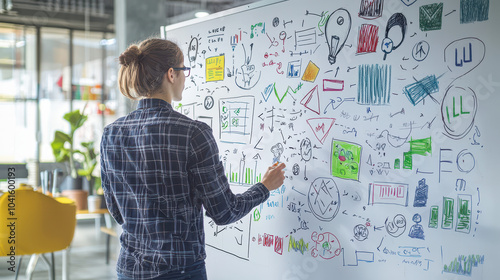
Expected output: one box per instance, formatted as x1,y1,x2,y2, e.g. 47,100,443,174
374,225,385,231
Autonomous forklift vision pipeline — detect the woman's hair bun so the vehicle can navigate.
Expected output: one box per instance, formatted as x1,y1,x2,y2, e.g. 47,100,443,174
119,45,142,67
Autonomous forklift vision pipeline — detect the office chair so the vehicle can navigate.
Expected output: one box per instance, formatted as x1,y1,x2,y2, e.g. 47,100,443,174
0,186,76,280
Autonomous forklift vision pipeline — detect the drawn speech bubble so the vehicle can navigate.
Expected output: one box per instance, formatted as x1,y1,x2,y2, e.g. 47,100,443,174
444,37,485,80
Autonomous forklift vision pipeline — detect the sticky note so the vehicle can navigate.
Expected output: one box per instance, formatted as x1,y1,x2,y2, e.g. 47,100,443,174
301,61,320,82
206,55,225,82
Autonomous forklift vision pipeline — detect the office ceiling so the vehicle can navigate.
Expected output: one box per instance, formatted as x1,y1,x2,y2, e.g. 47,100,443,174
0,0,257,32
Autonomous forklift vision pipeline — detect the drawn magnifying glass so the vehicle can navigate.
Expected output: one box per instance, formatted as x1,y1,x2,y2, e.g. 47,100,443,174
382,13,407,60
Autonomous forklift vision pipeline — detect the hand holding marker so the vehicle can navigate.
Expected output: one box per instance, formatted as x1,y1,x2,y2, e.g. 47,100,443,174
261,162,286,191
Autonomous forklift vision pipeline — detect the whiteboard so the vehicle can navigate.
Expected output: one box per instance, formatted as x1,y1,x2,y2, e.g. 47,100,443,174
162,0,500,279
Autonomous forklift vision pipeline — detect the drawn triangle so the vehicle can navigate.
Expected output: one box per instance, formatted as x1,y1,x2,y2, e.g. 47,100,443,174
306,118,336,144
300,85,320,115
367,154,373,166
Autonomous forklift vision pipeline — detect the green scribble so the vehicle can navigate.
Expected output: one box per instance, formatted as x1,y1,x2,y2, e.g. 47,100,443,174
403,137,432,169
442,197,454,229
443,254,484,276
419,3,443,31
250,22,265,39
429,206,439,228
394,158,401,169
317,11,330,34
288,235,309,255
456,196,471,232
253,209,261,221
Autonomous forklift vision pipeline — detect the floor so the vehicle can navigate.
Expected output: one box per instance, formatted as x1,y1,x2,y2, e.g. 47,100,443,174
0,220,120,280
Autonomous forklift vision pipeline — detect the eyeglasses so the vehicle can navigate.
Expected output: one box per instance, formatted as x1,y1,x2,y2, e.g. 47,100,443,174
172,67,191,77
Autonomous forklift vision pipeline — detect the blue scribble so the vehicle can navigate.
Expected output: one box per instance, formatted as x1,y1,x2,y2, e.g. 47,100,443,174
460,0,489,24
357,64,392,105
403,74,440,106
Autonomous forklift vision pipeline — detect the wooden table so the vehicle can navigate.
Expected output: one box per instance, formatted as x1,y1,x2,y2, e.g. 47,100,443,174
76,208,113,239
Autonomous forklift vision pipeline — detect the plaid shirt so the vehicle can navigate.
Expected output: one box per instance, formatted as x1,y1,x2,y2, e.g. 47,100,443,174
100,98,269,279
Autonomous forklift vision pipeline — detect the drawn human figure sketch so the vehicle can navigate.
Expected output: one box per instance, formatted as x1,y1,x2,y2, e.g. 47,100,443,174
408,213,425,239
235,43,261,89
300,138,312,180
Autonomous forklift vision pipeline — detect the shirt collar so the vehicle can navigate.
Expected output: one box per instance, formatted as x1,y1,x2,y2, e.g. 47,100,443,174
137,98,173,110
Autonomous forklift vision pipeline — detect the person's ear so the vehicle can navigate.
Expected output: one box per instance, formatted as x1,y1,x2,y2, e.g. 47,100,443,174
165,68,175,83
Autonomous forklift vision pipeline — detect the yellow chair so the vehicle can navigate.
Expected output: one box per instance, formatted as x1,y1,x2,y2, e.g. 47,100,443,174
0,186,76,280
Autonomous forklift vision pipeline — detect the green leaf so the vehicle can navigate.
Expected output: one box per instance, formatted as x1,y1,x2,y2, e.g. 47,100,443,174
51,131,71,162
64,110,88,133
52,131,71,144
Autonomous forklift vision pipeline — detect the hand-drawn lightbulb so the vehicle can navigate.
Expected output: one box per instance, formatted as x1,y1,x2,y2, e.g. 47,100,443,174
324,8,352,65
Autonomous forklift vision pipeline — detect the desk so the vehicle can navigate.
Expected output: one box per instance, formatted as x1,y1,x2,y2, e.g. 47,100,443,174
76,209,113,239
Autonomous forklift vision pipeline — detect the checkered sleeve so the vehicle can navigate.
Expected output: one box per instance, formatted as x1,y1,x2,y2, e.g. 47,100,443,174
100,131,124,225
188,123,269,225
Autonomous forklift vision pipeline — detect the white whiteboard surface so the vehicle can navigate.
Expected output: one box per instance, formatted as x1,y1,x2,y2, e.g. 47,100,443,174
163,0,500,279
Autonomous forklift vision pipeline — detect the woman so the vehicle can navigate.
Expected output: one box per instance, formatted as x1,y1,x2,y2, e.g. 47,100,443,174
100,38,286,280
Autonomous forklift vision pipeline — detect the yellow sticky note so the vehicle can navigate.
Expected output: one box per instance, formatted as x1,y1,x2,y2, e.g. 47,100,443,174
301,61,320,82
206,55,225,82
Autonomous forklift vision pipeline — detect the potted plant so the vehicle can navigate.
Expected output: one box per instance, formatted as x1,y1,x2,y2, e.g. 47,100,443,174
78,141,103,212
51,109,89,210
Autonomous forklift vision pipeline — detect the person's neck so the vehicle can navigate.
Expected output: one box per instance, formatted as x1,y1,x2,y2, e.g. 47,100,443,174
147,92,172,104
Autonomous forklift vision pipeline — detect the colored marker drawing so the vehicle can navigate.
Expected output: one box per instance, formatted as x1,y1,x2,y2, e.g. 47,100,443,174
460,0,489,24
419,3,443,31
403,75,440,106
443,254,485,276
441,86,477,140
456,194,472,233
413,178,429,207
306,118,336,144
288,235,309,255
359,0,384,19
358,64,391,105
301,61,320,82
219,96,254,144
357,24,379,54
369,182,409,206
311,231,342,259
331,140,362,181
403,137,432,170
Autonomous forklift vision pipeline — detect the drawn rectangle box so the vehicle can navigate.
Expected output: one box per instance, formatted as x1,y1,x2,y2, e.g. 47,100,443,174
442,197,454,229
356,251,374,263
287,60,301,78
295,27,316,47
368,182,409,206
456,194,472,233
197,116,213,129
219,96,255,144
323,79,344,91
429,205,439,228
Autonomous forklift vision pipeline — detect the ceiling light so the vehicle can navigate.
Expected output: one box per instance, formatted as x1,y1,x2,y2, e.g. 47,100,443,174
194,11,210,18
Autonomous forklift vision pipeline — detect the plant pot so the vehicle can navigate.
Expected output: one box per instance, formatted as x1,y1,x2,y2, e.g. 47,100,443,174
87,195,103,213
62,189,88,211
61,176,83,191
